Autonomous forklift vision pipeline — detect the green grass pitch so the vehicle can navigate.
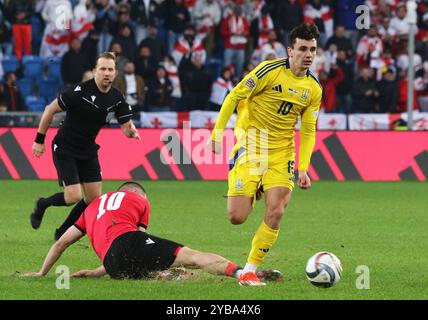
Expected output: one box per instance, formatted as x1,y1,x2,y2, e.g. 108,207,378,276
0,180,427,300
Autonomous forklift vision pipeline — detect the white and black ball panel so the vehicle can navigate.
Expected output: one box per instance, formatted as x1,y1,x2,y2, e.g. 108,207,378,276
305,252,342,288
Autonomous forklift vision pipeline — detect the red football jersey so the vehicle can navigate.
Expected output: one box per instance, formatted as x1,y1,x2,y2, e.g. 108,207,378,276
74,191,150,262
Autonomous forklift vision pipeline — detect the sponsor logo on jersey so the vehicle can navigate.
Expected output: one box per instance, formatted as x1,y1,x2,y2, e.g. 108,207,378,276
74,86,81,92
244,77,256,89
91,95,96,102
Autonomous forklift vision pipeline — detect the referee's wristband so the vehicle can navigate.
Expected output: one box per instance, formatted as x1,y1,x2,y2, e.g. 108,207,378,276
35,132,46,144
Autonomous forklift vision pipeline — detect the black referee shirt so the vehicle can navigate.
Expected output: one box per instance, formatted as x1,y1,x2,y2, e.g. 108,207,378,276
56,79,133,158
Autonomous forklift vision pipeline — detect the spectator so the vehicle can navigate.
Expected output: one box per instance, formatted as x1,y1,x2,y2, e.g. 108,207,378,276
0,72,27,111
303,0,333,47
180,54,213,110
164,0,191,55
110,24,137,63
277,0,303,48
250,30,287,65
40,0,73,59
377,66,399,113
145,65,173,111
139,24,166,63
335,50,354,114
109,42,128,76
61,37,90,87
319,64,345,113
172,24,207,66
135,45,158,82
112,6,132,36
71,0,95,42
193,0,222,57
93,0,117,54
390,4,418,37
161,55,183,111
417,62,428,112
250,5,274,48
209,65,234,110
81,70,94,82
325,25,353,58
130,0,162,45
352,67,379,113
221,4,250,80
310,47,330,77
0,2,12,55
81,29,100,70
356,25,384,69
4,0,33,60
114,61,145,112
376,15,396,46
0,50,4,80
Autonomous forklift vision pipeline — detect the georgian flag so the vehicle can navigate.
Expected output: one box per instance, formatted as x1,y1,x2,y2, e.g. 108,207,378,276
141,112,179,128
189,111,237,129
317,113,347,130
348,114,390,130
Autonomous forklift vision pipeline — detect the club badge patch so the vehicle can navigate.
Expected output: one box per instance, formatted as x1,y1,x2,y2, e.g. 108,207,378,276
244,77,256,89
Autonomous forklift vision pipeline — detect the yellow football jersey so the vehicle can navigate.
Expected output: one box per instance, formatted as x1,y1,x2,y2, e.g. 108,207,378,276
211,58,322,171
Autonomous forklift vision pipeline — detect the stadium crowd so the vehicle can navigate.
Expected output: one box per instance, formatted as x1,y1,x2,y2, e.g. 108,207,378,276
0,0,428,115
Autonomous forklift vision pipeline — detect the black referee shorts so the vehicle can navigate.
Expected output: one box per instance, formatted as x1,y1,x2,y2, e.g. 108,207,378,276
103,231,183,279
52,145,102,187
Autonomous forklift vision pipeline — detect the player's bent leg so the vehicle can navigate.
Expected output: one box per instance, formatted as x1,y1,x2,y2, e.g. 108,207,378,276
243,187,291,275
172,247,241,278
227,196,253,225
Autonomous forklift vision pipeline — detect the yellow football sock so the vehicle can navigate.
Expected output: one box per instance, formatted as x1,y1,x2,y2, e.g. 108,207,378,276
247,220,279,266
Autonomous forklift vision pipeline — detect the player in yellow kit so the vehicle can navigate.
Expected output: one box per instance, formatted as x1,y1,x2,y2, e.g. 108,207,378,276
209,23,322,286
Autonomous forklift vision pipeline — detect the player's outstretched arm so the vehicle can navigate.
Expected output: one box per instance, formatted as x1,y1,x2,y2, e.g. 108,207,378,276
72,266,107,278
32,99,63,158
22,226,84,277
120,120,140,140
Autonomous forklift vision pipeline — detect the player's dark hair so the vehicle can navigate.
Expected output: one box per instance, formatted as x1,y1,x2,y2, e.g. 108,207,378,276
96,52,117,68
288,23,320,48
117,181,146,195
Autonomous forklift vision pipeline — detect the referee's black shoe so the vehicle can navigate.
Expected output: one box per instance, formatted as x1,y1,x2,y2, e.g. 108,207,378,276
30,198,46,229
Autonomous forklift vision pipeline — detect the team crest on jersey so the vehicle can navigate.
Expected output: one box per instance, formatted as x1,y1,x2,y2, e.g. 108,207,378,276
300,89,309,102
235,179,244,191
244,77,256,89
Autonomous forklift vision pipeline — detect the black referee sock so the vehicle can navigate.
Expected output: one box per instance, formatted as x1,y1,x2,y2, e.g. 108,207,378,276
39,192,67,210
55,199,88,239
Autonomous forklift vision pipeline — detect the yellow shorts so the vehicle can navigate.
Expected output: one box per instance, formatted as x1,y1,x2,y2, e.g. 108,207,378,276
227,145,295,197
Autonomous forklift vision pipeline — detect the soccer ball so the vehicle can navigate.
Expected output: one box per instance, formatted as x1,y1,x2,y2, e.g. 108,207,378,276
305,251,343,288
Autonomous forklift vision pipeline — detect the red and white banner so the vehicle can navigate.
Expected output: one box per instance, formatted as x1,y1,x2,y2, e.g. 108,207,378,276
317,114,347,130
189,111,237,129
348,114,391,130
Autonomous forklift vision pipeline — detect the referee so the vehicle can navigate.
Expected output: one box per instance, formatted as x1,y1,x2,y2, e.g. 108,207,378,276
30,52,140,240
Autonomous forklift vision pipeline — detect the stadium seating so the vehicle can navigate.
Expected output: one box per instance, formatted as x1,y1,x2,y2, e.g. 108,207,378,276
44,57,62,82
25,96,46,112
16,78,34,97
39,77,59,103
1,55,20,73
22,55,44,80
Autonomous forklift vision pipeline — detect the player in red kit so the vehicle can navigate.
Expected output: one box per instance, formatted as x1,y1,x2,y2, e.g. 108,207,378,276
24,181,283,283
